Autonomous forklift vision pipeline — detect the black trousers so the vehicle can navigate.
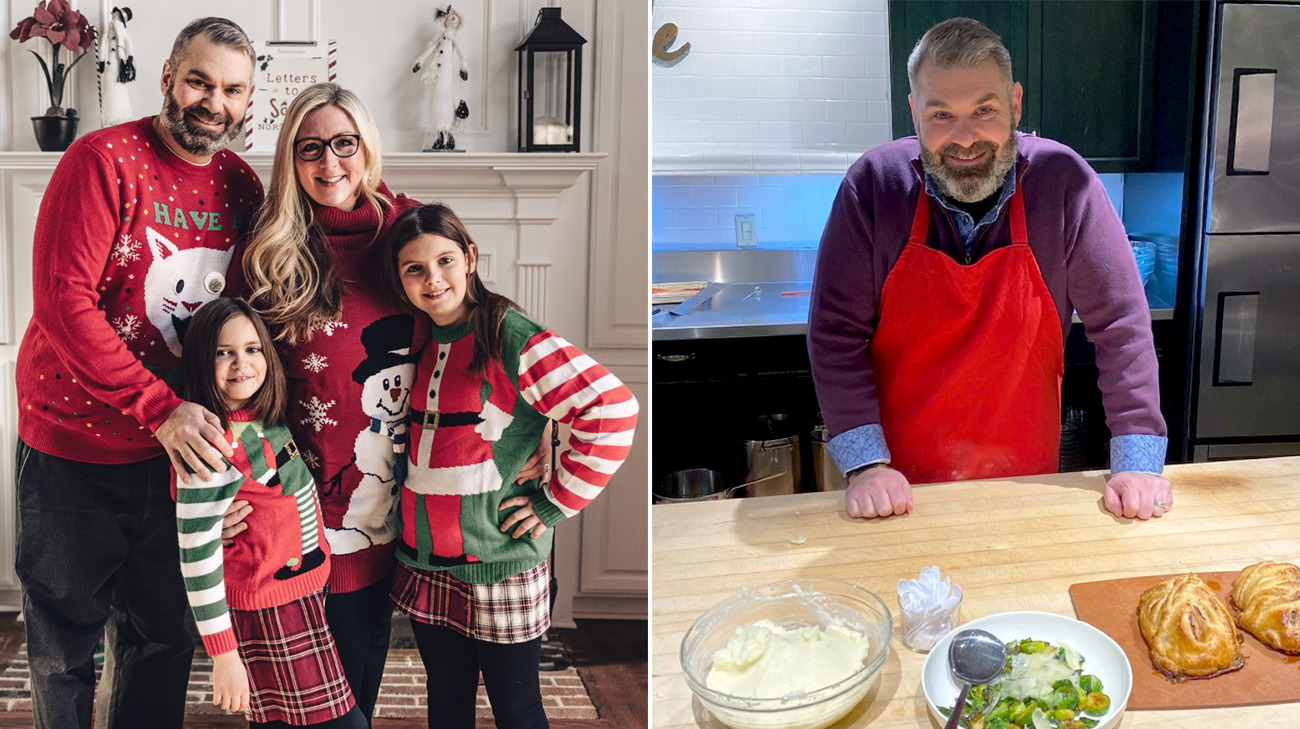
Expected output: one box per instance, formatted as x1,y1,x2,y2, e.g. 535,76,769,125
409,621,549,729
324,573,394,726
15,439,194,729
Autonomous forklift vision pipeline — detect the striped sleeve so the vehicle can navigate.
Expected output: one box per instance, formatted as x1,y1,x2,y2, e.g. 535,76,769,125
175,454,246,656
517,330,639,525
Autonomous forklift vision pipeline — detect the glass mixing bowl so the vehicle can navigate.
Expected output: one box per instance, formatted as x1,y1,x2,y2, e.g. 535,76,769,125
680,579,893,729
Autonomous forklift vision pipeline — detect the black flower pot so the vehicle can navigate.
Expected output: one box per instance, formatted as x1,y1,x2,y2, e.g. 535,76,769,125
31,115,79,152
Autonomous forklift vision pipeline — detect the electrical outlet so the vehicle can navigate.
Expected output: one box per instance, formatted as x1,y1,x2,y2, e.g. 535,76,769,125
735,214,757,248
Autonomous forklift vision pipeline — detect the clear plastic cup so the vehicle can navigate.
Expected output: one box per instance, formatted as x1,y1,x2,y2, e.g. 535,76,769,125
899,594,962,653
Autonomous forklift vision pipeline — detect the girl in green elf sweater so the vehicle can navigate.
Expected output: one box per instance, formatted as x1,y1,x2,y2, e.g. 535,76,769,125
177,298,364,728
382,204,639,728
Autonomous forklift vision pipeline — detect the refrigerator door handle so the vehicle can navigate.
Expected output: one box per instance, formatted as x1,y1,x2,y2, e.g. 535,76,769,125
1213,291,1260,387
1227,68,1276,176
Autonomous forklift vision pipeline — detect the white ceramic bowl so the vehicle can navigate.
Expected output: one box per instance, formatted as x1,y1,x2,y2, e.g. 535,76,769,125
680,579,893,729
921,611,1132,729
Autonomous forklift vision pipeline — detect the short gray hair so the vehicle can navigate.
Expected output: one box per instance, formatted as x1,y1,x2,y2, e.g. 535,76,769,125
906,18,1013,93
169,17,255,71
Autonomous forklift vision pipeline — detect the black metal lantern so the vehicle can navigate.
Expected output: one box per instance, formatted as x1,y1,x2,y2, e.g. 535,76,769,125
515,7,586,152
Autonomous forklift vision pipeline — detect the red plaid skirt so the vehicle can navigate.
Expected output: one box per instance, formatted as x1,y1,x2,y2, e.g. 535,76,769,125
230,590,355,725
390,561,550,644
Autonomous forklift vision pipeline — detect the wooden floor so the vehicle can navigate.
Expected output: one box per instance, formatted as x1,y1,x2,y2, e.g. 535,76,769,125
0,613,646,728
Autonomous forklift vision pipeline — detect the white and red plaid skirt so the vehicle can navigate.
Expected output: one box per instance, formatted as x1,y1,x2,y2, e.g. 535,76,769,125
230,589,355,725
390,561,550,644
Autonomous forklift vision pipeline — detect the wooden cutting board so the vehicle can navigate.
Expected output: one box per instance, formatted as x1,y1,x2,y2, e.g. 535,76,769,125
1069,571,1300,710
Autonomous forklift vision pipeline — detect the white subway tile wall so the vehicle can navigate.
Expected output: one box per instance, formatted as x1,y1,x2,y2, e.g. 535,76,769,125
652,172,1127,252
653,174,844,250
653,0,893,153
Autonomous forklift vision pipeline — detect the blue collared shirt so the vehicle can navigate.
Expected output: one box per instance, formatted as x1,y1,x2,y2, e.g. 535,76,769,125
923,165,1018,254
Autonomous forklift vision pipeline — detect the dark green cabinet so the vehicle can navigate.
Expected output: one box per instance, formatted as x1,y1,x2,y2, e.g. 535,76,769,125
889,0,1157,173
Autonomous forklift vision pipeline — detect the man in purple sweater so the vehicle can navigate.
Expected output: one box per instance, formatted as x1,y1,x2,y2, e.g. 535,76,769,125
809,18,1170,521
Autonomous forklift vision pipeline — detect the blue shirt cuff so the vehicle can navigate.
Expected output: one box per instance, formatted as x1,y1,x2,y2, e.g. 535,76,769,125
1110,434,1167,476
827,424,890,476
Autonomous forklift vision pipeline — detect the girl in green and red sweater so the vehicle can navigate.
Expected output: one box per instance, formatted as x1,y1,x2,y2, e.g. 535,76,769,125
176,298,364,728
382,204,639,728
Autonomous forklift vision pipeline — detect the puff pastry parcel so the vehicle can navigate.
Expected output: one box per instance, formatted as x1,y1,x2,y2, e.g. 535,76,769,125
1231,561,1300,654
1138,574,1245,681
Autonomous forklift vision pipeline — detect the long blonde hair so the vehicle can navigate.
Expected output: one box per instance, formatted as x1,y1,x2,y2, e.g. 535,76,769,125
242,83,388,344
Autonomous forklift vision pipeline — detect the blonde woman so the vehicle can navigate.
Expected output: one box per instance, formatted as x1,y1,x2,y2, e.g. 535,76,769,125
224,83,548,724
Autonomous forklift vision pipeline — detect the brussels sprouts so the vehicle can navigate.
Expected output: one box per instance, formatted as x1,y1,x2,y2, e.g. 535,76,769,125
1080,692,1110,715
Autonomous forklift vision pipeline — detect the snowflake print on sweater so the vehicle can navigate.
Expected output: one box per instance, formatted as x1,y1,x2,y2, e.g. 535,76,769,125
300,396,338,432
302,353,329,373
112,314,141,342
111,233,141,266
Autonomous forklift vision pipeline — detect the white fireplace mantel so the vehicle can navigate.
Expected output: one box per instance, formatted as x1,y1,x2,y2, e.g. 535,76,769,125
0,151,605,224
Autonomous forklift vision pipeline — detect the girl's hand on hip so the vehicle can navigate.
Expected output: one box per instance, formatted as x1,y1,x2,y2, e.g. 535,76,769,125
499,496,547,539
211,650,250,713
221,499,253,546
516,420,554,484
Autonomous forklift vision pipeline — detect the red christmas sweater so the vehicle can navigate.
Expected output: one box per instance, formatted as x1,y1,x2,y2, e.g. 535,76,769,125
227,185,421,593
16,116,262,463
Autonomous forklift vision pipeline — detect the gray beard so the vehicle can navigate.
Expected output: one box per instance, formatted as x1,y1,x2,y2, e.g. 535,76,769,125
920,128,1018,203
161,82,243,157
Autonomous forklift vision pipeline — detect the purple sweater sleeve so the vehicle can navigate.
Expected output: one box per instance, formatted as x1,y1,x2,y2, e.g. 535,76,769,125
808,175,883,441
1062,167,1167,441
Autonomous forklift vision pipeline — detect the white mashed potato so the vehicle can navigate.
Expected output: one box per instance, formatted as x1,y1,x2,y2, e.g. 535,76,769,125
705,619,871,699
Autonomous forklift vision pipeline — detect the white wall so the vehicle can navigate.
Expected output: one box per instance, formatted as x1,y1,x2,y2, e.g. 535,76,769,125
651,0,892,154
3,0,577,153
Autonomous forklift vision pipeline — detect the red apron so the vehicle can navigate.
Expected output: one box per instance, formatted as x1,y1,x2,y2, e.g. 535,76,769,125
870,183,1062,484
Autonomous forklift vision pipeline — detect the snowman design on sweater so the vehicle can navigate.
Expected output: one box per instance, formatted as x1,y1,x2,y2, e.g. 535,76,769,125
326,315,417,555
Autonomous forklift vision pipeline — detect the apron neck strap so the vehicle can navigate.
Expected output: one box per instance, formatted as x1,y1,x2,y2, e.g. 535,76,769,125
908,175,1030,249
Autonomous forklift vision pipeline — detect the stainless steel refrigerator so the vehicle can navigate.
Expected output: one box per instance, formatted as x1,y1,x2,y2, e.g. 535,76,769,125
1188,1,1300,460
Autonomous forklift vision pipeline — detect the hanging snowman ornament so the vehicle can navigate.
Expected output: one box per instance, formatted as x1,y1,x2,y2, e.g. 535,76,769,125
97,6,136,127
412,5,469,151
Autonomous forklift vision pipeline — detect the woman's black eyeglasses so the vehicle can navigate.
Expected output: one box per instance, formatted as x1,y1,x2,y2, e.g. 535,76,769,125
294,134,361,162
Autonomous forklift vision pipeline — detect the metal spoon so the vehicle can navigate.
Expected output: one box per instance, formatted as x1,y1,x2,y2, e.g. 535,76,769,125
943,629,1006,729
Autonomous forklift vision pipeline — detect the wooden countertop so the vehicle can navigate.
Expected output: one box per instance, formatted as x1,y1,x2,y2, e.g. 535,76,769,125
651,456,1300,728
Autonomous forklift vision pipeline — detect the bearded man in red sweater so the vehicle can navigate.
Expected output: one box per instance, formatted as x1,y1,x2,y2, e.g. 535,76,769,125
14,17,263,729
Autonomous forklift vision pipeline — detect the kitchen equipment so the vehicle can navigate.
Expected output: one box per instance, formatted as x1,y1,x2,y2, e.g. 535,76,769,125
1186,2,1300,461
942,630,1005,729
740,414,802,497
653,468,787,504
810,421,847,491
922,612,1132,729
1070,571,1300,710
668,281,725,317
679,579,893,729
652,280,708,305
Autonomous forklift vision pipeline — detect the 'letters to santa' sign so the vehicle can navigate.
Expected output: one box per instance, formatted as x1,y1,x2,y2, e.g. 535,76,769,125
244,40,337,152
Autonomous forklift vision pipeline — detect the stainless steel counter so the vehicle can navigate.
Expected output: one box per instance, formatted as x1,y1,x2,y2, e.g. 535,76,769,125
652,281,812,340
651,250,1173,341
652,280,1174,340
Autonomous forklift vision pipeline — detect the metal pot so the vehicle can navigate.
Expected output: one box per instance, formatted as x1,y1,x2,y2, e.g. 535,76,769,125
654,468,788,504
740,435,801,497
811,422,847,491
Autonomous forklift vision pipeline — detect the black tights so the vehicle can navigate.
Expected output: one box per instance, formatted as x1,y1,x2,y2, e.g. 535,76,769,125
409,620,549,729
251,703,368,728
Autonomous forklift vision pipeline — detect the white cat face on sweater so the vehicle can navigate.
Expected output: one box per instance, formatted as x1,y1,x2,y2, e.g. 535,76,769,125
144,225,234,357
